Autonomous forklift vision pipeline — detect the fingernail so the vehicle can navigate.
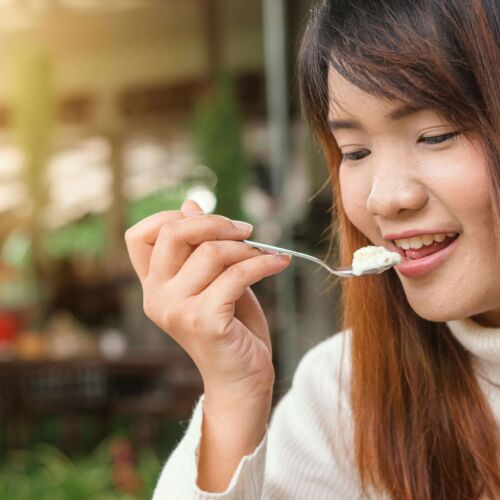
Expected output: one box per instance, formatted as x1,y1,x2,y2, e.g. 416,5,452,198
274,254,291,262
231,220,253,232
183,210,204,217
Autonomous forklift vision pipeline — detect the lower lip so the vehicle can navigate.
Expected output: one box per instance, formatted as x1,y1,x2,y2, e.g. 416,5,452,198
395,235,460,278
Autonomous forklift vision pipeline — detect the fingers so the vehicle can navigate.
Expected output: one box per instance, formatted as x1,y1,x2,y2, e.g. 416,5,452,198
124,210,185,281
148,214,254,282
180,198,205,216
125,198,205,281
203,253,292,306
171,240,264,297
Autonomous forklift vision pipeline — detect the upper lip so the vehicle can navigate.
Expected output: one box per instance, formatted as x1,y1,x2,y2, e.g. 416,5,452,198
383,229,460,240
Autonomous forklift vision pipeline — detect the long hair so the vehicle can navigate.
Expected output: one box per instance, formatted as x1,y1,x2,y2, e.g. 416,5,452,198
298,1,500,499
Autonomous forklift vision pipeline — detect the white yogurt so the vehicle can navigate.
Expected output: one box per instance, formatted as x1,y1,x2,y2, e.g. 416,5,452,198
351,245,402,276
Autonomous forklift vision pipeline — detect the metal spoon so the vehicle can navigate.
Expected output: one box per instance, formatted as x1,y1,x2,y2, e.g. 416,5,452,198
243,240,395,277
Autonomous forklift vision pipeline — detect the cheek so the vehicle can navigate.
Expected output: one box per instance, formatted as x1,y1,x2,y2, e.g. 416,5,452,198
433,139,491,223
339,167,373,235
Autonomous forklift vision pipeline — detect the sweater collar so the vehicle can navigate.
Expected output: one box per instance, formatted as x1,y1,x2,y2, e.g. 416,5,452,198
446,316,500,383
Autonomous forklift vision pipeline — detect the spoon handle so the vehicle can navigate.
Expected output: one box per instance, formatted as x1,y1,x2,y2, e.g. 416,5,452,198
242,239,339,274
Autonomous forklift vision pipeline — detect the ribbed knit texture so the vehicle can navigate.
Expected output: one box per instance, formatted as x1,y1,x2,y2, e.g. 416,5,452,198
152,318,500,499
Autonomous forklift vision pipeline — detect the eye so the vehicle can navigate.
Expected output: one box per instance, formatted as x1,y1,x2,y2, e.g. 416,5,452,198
419,131,460,145
342,149,371,162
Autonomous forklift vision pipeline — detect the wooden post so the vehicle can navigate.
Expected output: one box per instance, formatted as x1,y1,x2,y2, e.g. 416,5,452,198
105,130,128,278
201,0,222,83
262,0,299,382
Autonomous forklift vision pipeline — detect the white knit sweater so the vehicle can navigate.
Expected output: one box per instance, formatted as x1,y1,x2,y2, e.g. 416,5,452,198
152,318,500,499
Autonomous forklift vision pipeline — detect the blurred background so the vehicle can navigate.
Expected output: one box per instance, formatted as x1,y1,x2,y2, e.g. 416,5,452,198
0,0,340,497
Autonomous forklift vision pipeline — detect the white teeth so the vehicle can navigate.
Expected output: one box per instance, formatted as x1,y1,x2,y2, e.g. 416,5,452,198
422,234,434,246
394,232,458,250
408,237,423,249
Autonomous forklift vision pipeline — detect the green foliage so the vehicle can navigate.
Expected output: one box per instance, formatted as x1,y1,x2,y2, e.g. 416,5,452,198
41,185,187,259
43,214,107,258
126,185,187,228
192,74,249,220
0,441,161,500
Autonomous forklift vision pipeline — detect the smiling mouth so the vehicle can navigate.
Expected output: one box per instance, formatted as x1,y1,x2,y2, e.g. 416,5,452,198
392,234,460,260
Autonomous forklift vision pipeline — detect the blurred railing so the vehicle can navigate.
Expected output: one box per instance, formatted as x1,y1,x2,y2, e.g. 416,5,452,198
0,350,203,456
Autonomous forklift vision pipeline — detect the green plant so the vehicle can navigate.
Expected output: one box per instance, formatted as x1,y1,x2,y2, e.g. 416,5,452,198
40,184,187,259
0,440,161,500
43,214,107,258
126,185,187,227
192,74,249,220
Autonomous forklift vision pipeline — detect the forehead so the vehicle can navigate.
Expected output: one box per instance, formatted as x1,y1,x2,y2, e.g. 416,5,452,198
327,67,433,130
327,67,396,119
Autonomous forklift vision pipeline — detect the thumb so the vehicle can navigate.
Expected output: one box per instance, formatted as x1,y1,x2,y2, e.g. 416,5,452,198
180,198,204,215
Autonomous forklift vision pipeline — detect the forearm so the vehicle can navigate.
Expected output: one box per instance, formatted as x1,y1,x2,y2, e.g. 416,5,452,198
197,392,272,492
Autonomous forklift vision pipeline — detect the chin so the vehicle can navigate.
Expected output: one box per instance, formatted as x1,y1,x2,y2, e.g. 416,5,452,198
405,296,467,323
413,310,460,323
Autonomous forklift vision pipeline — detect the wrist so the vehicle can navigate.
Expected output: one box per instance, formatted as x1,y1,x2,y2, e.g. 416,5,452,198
200,393,269,481
197,395,269,493
203,387,272,417
202,390,272,440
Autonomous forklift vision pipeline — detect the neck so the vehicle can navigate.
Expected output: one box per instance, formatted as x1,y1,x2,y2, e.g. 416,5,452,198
472,308,500,328
446,316,500,384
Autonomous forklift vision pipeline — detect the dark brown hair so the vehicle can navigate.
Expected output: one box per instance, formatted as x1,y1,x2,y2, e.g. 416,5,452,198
298,1,500,499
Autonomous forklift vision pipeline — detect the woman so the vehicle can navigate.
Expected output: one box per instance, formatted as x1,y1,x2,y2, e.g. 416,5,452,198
125,0,500,498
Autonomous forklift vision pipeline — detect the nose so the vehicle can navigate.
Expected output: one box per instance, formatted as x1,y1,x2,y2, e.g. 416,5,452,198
366,175,428,218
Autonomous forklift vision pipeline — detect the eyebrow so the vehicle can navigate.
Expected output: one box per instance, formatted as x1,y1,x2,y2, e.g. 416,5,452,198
328,104,427,131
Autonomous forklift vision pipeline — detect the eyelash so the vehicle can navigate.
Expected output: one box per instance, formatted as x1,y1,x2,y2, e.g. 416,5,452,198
419,131,459,145
341,131,460,162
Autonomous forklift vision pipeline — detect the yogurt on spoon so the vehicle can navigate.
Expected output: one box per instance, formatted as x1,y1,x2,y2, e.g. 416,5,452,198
351,246,402,276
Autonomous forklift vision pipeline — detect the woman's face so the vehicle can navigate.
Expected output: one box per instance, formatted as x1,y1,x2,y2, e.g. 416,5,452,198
328,69,500,327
